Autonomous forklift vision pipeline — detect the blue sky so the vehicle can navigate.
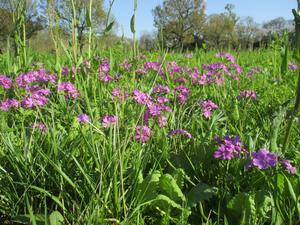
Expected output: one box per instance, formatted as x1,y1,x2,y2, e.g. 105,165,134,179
107,0,296,37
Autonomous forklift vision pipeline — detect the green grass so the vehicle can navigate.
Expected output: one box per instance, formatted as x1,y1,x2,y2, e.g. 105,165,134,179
0,48,299,225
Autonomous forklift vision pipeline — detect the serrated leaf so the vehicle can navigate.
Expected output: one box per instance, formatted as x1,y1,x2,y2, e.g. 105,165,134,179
227,192,256,224
255,190,272,219
49,211,64,225
186,182,217,207
159,174,185,203
152,194,183,212
136,170,161,203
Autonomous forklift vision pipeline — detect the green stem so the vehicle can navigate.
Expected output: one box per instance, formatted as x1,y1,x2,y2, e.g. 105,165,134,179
283,2,300,152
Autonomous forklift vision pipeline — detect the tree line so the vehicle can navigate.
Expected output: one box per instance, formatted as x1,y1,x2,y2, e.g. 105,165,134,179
0,0,295,54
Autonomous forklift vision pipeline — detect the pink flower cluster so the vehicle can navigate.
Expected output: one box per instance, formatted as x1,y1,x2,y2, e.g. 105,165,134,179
200,100,218,119
213,135,244,160
237,90,257,100
168,129,192,139
16,69,56,88
174,85,190,104
102,115,118,127
98,58,113,82
58,82,80,99
135,125,151,143
0,99,20,111
0,75,13,89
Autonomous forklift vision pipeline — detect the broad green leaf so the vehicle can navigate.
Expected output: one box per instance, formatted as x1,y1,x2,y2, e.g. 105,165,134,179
227,192,256,224
186,182,217,207
159,174,185,203
49,211,64,225
152,194,183,212
137,170,161,203
255,190,272,219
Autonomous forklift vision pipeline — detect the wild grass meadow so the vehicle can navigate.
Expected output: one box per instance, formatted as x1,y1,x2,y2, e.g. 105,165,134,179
0,0,300,225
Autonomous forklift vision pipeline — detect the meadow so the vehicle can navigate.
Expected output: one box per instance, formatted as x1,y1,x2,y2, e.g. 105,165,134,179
0,42,299,225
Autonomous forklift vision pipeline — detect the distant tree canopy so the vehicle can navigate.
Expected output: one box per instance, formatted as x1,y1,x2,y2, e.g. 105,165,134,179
152,0,294,50
0,0,44,46
153,0,205,49
44,0,108,52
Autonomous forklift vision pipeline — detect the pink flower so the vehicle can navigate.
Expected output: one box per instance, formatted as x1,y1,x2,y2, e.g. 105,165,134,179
158,116,167,128
201,100,218,119
0,99,20,111
133,90,151,105
168,129,192,139
78,113,90,124
32,122,48,133
135,126,151,143
101,115,118,127
57,82,80,99
0,75,13,89
112,88,129,101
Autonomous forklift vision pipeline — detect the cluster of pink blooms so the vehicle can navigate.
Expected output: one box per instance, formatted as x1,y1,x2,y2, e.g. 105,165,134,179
112,88,129,102
135,125,151,143
101,115,118,127
0,75,13,89
237,90,257,100
247,67,262,78
137,61,164,76
77,113,90,124
168,129,192,139
152,85,170,94
214,135,296,174
16,69,56,88
0,99,20,111
32,122,48,133
98,58,113,82
57,82,80,99
247,149,296,174
174,85,190,104
200,100,218,119
215,52,236,63
120,59,132,71
213,135,245,160
288,62,298,70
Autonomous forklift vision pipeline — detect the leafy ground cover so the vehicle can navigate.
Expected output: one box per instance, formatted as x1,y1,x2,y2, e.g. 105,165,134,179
0,49,299,224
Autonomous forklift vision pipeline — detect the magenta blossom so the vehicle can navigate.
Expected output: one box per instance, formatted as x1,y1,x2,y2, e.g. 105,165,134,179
133,90,152,105
0,75,13,89
32,122,48,133
57,82,80,99
153,85,170,94
280,160,296,174
213,135,244,160
201,100,218,119
0,99,20,111
135,126,151,143
102,115,118,127
112,88,129,101
168,129,192,139
98,58,110,74
215,52,235,63
174,85,190,104
248,149,277,170
237,90,257,100
78,113,90,124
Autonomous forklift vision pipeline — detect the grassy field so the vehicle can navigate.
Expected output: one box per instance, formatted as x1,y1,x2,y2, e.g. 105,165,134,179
0,47,299,224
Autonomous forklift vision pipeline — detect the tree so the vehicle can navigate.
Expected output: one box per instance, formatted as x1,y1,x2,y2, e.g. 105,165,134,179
202,4,239,49
44,0,108,53
139,32,156,51
236,17,261,48
0,0,44,49
153,0,205,49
